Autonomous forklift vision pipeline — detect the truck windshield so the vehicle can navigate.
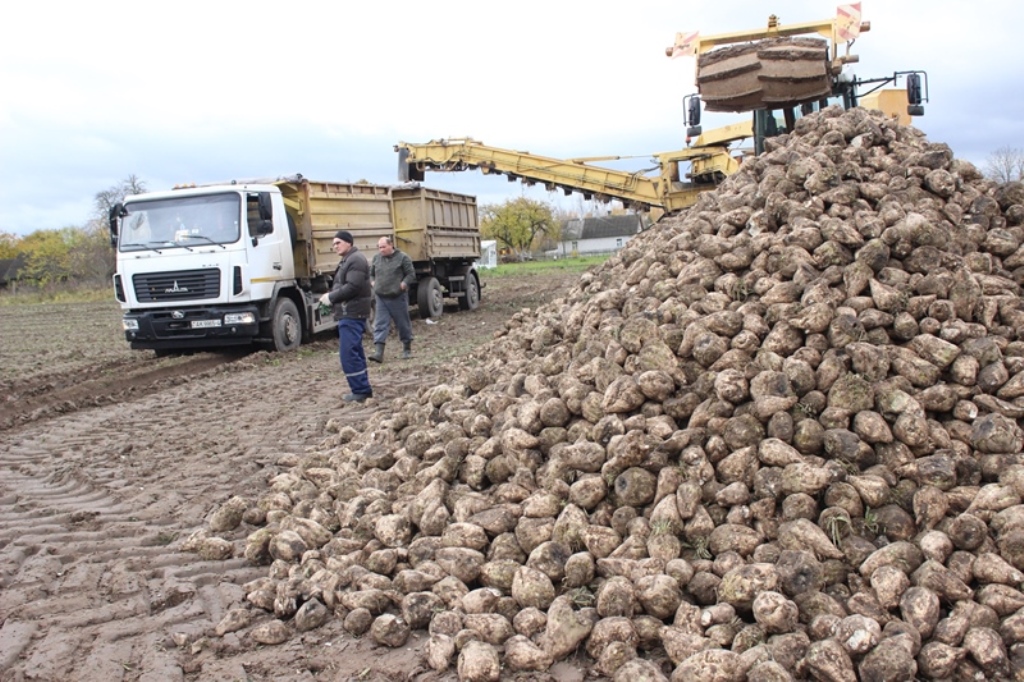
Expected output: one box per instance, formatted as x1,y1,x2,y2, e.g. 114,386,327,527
118,193,241,251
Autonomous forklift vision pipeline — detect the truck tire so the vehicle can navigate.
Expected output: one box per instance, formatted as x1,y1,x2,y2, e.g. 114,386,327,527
417,276,444,319
458,270,481,311
270,297,302,352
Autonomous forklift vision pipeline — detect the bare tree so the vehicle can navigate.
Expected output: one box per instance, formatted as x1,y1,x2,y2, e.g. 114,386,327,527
89,175,146,278
983,147,1024,184
93,174,147,225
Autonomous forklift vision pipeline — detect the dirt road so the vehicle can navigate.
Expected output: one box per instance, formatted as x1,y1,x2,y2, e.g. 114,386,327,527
0,269,587,682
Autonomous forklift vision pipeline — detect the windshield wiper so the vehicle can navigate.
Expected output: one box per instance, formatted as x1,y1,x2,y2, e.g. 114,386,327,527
180,234,227,249
143,240,195,252
131,240,174,253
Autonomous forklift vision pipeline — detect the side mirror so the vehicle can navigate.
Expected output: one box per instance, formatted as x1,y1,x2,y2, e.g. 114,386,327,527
257,192,273,221
906,72,925,116
684,94,702,139
249,193,274,239
108,203,126,247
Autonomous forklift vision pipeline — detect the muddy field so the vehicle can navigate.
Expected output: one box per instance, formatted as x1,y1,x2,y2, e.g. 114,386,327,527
0,268,591,682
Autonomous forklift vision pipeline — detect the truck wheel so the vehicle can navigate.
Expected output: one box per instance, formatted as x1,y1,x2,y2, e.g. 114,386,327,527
458,271,480,311
270,297,302,352
417,276,444,319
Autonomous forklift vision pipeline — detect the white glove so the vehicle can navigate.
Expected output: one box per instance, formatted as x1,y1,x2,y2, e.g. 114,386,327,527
318,293,331,306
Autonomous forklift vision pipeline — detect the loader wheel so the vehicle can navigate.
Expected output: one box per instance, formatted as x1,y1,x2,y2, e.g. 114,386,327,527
697,37,831,113
417,276,444,319
269,297,302,352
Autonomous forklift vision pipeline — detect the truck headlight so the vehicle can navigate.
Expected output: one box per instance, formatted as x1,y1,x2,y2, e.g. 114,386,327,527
224,312,256,325
123,319,140,331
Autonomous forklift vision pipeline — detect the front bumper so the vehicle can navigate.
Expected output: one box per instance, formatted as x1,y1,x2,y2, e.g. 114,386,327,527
124,305,260,350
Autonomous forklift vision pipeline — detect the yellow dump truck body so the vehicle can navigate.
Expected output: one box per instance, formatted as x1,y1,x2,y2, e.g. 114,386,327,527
275,178,480,280
393,186,480,263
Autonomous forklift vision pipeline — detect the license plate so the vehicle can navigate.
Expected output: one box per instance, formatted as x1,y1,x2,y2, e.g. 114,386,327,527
191,319,222,328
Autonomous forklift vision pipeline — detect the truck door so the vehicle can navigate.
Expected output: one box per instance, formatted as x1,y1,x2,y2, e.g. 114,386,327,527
245,192,295,288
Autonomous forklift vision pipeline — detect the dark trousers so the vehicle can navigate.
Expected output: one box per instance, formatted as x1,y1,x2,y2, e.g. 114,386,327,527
337,318,371,395
373,293,414,345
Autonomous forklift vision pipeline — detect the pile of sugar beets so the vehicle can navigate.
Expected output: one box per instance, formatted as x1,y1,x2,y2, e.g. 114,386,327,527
195,105,1024,681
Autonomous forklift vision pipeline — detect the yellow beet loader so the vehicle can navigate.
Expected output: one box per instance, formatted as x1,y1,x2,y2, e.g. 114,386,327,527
398,5,928,217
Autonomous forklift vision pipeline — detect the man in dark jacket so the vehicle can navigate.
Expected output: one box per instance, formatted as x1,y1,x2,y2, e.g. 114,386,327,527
319,230,373,402
369,236,416,362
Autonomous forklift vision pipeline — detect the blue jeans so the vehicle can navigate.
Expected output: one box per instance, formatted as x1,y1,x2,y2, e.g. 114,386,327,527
337,318,371,395
373,293,414,345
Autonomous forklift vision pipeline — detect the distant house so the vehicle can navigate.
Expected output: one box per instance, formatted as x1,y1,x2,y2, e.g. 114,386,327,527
548,214,648,258
0,255,25,289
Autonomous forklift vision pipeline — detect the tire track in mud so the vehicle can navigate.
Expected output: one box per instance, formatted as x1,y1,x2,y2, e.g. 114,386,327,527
0,351,249,433
0,274,581,680
0,349,344,681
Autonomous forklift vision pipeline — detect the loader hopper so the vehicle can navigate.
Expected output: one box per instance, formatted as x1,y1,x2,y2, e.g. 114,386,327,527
697,37,832,113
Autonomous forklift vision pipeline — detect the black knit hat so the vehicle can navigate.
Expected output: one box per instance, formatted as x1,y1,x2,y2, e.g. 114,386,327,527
334,230,354,244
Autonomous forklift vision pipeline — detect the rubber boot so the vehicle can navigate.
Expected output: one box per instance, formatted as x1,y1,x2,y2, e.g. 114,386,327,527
402,341,412,359
370,343,385,363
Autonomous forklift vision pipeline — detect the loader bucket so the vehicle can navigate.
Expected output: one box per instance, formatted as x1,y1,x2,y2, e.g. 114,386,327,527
697,37,832,113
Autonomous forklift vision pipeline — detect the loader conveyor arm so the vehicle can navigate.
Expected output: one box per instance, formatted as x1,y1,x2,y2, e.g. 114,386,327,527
395,138,739,214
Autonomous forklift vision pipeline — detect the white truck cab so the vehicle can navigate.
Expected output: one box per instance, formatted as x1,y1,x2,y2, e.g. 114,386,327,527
110,183,317,353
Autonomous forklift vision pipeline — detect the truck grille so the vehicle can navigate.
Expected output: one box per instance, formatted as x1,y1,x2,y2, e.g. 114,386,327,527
133,269,221,302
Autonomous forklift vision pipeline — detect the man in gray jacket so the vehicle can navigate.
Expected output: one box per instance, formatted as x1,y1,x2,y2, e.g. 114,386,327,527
369,236,416,362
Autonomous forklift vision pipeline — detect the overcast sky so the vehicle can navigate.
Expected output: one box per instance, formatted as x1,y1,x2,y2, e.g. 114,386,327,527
2,0,1021,236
